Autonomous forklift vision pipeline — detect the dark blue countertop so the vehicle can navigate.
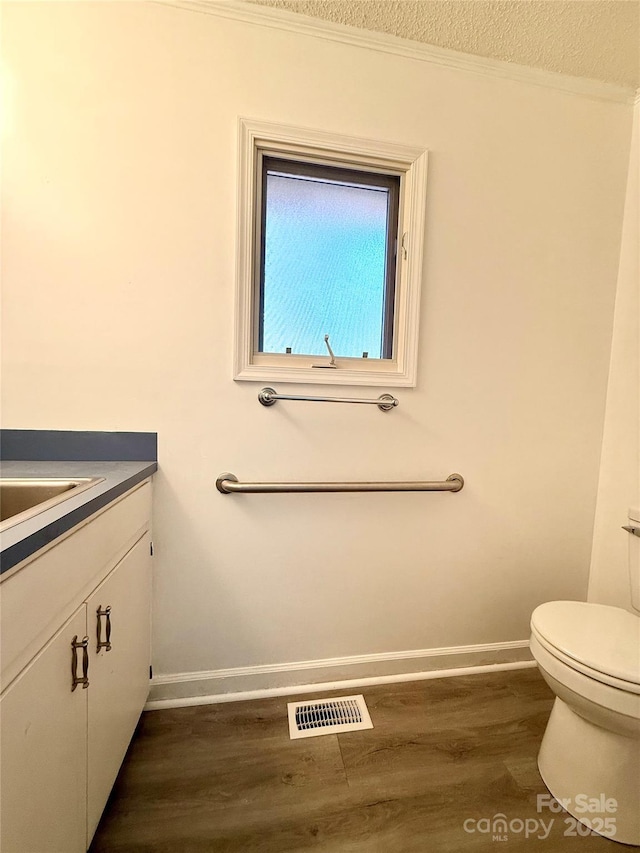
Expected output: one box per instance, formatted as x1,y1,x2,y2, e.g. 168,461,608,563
0,431,157,577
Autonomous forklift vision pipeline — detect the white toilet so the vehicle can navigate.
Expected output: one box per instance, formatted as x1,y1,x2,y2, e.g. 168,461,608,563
530,508,640,846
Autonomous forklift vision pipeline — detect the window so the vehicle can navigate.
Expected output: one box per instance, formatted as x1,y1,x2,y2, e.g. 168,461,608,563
234,119,428,387
260,158,400,360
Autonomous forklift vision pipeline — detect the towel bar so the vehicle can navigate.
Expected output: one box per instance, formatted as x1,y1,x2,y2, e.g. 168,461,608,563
258,387,398,411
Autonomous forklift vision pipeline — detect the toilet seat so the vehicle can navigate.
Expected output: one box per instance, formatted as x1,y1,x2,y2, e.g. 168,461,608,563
531,601,640,694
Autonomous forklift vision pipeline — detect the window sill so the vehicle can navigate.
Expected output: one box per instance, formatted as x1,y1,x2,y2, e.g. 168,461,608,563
234,358,417,388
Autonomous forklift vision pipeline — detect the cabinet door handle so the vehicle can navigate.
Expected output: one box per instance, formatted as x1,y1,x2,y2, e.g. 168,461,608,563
96,605,112,652
71,635,90,691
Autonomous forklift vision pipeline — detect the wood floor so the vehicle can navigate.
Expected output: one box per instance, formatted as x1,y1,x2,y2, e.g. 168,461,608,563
89,669,628,852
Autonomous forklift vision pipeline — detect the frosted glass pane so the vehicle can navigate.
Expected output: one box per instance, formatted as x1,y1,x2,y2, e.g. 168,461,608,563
261,172,390,358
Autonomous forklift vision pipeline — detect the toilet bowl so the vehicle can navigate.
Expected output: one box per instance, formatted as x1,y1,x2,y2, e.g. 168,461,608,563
530,602,640,846
530,507,640,846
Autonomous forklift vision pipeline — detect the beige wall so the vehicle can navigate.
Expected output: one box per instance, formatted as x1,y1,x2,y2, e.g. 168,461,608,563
589,102,640,610
1,2,633,686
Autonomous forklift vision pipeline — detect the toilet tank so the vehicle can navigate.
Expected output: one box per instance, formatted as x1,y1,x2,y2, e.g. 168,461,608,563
629,507,640,612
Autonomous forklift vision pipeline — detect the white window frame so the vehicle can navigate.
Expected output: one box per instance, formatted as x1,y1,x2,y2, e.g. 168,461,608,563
233,118,428,387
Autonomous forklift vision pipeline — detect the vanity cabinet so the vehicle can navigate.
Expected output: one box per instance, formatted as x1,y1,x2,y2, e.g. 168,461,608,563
1,607,88,853
0,482,152,853
86,533,151,840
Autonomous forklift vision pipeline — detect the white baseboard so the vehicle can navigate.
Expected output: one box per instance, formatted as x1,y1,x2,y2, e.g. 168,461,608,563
146,639,534,710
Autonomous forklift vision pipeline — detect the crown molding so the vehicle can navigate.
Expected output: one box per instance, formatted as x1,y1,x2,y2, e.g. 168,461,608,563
155,0,636,105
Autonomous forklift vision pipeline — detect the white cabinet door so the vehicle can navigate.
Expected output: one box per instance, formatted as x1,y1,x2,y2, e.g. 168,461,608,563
86,533,151,844
0,608,88,853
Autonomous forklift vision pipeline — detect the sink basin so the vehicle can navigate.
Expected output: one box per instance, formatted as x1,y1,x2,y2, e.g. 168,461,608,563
0,478,104,532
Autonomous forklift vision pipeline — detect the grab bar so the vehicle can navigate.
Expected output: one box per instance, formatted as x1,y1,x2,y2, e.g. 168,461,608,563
216,473,464,495
258,387,398,412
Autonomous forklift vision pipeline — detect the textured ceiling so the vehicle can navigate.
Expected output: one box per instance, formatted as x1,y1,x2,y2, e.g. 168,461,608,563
247,1,640,88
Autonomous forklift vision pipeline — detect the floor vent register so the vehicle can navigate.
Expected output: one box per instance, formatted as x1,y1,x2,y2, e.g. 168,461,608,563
287,694,373,739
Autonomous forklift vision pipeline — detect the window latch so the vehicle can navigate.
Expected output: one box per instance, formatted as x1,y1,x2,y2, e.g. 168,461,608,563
312,334,337,369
